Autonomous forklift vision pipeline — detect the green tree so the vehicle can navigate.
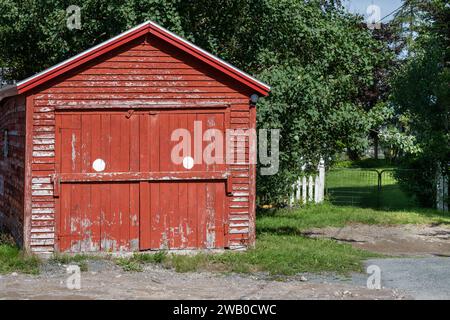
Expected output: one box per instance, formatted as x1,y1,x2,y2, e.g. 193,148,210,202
0,0,183,80
391,0,449,207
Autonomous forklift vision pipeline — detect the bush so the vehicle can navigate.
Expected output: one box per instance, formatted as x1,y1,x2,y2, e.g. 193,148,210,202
395,156,438,208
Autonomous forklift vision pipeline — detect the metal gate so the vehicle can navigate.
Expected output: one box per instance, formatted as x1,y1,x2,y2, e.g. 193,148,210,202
326,169,418,210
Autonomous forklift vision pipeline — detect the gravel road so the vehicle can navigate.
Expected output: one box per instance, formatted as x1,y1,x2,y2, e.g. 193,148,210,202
0,261,406,300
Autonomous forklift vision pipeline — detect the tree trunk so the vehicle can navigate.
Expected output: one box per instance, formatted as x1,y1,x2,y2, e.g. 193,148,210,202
347,149,360,161
373,134,379,160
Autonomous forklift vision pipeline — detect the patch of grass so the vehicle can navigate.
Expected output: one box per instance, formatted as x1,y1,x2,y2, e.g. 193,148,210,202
0,242,40,275
167,254,210,273
213,235,379,275
116,257,144,272
121,235,378,276
115,203,450,276
257,202,450,232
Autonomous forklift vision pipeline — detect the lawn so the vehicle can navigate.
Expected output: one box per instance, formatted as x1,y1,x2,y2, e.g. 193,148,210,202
116,203,450,276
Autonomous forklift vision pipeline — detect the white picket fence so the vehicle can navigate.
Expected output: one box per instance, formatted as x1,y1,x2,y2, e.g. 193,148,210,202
289,161,325,206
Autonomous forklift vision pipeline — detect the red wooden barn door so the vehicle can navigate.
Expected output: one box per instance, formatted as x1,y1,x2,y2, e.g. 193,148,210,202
139,110,229,250
55,109,229,253
55,112,140,252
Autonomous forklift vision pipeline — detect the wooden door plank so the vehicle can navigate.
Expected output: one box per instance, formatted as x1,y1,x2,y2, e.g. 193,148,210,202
139,114,151,249
119,116,131,249
197,182,207,248
80,114,93,251
149,113,161,249
129,114,140,250
90,114,102,250
100,115,112,251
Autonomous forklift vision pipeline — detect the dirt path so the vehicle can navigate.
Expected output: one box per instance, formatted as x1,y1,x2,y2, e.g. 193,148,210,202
305,224,450,256
0,262,406,300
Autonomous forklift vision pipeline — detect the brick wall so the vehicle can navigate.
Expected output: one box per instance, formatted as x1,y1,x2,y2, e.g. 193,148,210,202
0,95,26,246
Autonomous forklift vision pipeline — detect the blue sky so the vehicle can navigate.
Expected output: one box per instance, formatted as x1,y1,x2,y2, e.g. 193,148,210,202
343,0,404,21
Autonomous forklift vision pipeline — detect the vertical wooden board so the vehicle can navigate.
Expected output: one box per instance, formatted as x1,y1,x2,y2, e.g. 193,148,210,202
214,182,226,248
118,183,130,250
149,113,160,172
120,116,131,172
139,114,151,249
69,114,82,252
120,116,131,249
158,113,170,172
100,115,112,251
186,113,196,170
168,114,180,248
80,115,92,251
139,181,150,250
195,113,206,172
110,179,121,250
215,113,226,172
69,184,82,252
178,114,189,248
110,115,122,250
129,115,140,250
157,114,171,248
205,182,216,249
71,114,82,171
149,114,162,249
60,115,73,173
196,182,207,248
59,183,72,252
186,114,198,247
54,114,62,252
129,183,139,250
100,184,111,251
90,114,102,250
186,181,198,248
109,115,121,171
130,114,140,172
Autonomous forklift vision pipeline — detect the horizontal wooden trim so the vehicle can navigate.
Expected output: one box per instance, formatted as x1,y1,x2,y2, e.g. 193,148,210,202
54,171,230,183
54,103,230,111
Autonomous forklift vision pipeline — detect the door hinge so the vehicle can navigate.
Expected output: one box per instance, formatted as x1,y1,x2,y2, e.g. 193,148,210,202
125,109,135,119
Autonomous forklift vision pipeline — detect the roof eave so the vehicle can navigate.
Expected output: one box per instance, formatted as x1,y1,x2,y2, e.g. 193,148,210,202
0,85,18,103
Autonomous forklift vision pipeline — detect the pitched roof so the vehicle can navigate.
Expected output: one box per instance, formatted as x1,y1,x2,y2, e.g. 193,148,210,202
0,21,270,101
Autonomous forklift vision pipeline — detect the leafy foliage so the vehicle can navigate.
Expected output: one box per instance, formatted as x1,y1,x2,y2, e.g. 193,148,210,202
390,0,449,207
0,0,183,80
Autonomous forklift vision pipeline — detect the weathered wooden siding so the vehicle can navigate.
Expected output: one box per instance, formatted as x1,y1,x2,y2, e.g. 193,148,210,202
27,35,254,253
0,95,26,245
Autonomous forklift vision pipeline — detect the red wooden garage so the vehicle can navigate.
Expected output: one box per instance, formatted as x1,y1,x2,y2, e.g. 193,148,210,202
0,21,270,254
